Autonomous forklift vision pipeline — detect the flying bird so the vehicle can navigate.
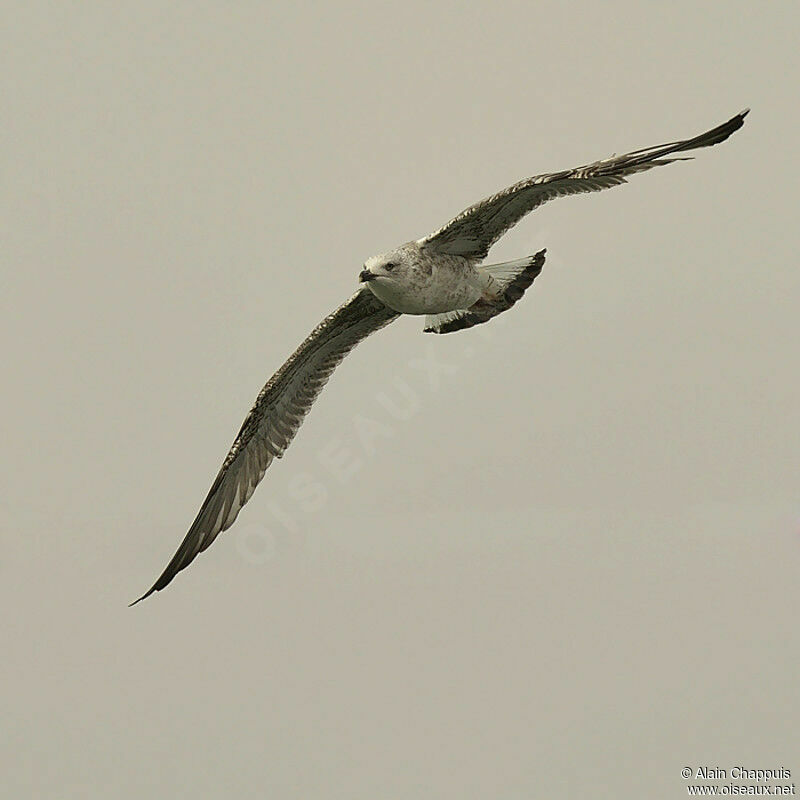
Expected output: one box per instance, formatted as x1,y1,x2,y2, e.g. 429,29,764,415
132,109,749,604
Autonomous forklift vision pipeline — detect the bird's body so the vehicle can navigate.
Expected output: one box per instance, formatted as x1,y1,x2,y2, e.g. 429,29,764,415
362,243,486,314
133,109,749,604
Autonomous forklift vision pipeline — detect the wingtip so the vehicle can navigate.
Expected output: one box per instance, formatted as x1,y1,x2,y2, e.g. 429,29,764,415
728,109,749,138
129,587,155,607
729,108,749,131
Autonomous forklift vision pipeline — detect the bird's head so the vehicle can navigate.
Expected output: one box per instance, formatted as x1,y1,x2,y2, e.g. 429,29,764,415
359,250,412,285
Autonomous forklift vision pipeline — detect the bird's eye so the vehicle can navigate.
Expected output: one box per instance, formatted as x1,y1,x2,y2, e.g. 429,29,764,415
384,262,396,271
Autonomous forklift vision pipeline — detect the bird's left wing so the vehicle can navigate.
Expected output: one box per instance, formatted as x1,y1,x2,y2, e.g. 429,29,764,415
420,109,748,260
132,287,399,604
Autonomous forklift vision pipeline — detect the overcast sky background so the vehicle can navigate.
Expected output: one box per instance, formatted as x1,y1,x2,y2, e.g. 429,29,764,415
3,2,798,797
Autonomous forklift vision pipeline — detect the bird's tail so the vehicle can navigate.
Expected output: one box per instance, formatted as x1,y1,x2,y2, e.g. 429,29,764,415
424,249,546,334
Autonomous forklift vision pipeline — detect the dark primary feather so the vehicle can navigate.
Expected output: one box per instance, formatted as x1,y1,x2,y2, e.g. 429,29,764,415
421,109,749,260
131,288,399,604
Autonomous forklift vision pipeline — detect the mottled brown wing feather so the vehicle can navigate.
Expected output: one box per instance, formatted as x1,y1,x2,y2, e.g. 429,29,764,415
132,288,399,604
420,110,749,260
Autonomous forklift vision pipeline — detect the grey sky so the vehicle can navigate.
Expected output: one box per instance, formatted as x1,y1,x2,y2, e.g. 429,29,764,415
2,2,798,798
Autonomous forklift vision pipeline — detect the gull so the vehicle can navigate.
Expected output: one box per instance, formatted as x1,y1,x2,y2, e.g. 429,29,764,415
132,109,748,604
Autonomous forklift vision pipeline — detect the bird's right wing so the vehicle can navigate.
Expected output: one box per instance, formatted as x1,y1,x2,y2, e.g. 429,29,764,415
420,109,749,260
132,287,400,603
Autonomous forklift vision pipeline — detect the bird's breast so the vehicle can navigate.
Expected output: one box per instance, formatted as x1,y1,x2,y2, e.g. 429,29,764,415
367,264,481,315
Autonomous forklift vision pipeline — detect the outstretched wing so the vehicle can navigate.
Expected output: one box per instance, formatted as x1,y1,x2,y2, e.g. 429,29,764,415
132,288,399,604
420,109,749,260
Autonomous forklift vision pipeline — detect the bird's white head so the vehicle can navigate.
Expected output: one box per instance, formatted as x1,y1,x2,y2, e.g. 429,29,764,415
358,243,436,313
359,249,413,286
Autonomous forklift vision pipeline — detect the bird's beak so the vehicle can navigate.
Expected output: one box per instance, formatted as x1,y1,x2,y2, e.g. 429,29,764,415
359,269,375,283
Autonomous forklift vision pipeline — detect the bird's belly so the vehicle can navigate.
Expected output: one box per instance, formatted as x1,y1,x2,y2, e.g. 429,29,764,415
367,272,482,315
368,256,484,314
